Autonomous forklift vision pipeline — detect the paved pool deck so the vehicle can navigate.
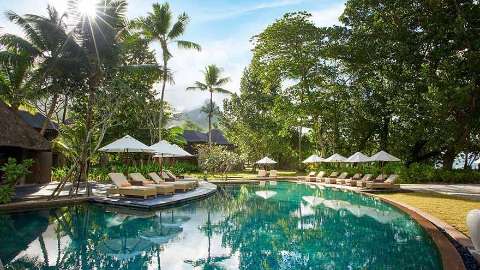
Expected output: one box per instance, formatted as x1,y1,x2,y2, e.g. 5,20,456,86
2,181,217,212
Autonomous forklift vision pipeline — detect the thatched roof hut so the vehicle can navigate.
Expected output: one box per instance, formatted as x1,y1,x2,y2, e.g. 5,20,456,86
0,101,50,151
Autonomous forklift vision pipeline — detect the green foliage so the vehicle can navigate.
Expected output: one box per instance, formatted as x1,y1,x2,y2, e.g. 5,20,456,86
0,158,34,204
53,161,198,183
197,145,244,174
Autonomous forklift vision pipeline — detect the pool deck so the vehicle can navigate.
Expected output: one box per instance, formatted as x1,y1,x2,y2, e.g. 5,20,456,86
1,181,217,212
91,181,217,210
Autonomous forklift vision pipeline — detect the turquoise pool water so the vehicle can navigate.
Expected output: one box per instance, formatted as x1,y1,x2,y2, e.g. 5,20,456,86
0,182,442,269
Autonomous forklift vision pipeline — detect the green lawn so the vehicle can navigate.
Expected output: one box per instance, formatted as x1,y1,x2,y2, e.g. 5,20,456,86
185,170,300,180
379,192,480,236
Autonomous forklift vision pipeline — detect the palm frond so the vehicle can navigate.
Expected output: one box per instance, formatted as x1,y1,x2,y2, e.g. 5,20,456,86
216,77,231,86
213,87,232,94
0,34,40,56
151,3,172,36
186,81,208,91
168,13,188,39
5,11,45,50
177,40,201,51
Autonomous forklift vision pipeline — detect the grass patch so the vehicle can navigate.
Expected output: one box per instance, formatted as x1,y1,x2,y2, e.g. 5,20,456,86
185,170,300,179
379,192,480,236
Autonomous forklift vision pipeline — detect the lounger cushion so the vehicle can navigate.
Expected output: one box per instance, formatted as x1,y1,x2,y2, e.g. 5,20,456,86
121,182,131,187
144,180,155,184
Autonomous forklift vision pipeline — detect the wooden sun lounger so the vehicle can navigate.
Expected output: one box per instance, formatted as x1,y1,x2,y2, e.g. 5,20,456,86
324,172,342,184
164,170,199,187
344,173,363,186
320,171,338,183
129,173,175,195
269,170,278,178
314,171,326,182
366,174,400,189
159,172,195,191
107,173,157,199
356,174,374,187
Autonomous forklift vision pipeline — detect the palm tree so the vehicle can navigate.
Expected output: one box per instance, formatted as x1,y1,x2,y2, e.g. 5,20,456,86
0,47,34,110
187,65,231,146
135,3,201,141
68,0,128,183
3,6,82,135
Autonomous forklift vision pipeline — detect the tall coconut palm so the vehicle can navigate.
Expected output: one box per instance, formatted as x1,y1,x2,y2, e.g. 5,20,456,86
0,48,34,110
3,6,82,135
68,0,128,183
187,65,231,146
135,3,201,141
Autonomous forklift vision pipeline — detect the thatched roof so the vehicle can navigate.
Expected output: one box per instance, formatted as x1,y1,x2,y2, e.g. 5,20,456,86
0,101,51,151
183,129,232,145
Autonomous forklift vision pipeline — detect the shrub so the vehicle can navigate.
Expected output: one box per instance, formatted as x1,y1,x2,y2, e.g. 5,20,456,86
197,145,244,174
0,158,34,204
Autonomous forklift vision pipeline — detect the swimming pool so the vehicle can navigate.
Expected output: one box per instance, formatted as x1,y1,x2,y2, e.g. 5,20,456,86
0,182,442,269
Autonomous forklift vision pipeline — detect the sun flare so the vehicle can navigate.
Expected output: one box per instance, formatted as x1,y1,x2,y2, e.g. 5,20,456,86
77,0,97,17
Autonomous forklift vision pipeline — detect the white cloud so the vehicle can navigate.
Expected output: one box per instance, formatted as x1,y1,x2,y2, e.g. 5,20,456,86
158,38,252,112
194,0,306,22
311,2,345,27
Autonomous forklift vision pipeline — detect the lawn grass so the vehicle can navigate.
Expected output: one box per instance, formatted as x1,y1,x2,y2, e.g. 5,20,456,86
379,192,480,236
185,170,300,179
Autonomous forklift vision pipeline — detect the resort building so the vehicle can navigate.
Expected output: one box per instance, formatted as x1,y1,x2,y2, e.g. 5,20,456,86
0,102,53,184
183,129,234,154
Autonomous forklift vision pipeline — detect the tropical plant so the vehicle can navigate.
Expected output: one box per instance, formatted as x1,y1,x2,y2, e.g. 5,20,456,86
187,65,231,146
134,2,201,141
2,5,83,135
0,158,33,204
0,43,35,110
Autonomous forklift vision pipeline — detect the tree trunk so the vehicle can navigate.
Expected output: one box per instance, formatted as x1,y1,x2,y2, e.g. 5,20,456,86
79,74,98,183
379,116,390,151
208,90,213,146
442,147,456,170
158,47,169,142
62,94,68,124
40,93,59,136
464,150,470,170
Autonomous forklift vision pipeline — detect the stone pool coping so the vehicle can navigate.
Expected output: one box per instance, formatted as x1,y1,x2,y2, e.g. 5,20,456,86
0,181,218,213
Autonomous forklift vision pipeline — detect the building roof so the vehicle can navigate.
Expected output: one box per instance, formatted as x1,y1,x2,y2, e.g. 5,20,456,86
0,101,51,151
183,129,231,145
17,110,59,140
17,110,58,130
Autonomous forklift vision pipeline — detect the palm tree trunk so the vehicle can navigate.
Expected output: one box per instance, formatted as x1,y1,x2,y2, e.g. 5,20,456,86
40,93,59,136
208,90,213,146
158,49,168,141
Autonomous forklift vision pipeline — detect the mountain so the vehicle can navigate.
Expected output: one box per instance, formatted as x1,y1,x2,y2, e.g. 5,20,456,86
168,107,219,131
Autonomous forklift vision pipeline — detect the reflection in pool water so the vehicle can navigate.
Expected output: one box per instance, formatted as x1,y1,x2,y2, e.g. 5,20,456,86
0,182,442,269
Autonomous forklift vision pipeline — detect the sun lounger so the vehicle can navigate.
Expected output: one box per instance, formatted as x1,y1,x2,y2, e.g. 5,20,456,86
356,174,374,187
344,173,362,186
128,173,175,195
298,171,315,181
107,173,157,199
164,170,199,187
258,169,267,178
327,172,348,184
322,171,338,183
315,171,326,182
366,174,400,189
269,170,278,178
159,171,195,191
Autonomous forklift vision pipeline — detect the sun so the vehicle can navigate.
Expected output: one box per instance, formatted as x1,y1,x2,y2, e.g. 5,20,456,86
77,0,97,17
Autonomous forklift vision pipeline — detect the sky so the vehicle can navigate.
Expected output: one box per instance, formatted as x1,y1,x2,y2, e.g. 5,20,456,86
0,0,346,112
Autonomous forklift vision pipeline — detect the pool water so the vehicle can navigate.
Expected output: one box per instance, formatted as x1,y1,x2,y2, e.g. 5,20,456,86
0,182,442,269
